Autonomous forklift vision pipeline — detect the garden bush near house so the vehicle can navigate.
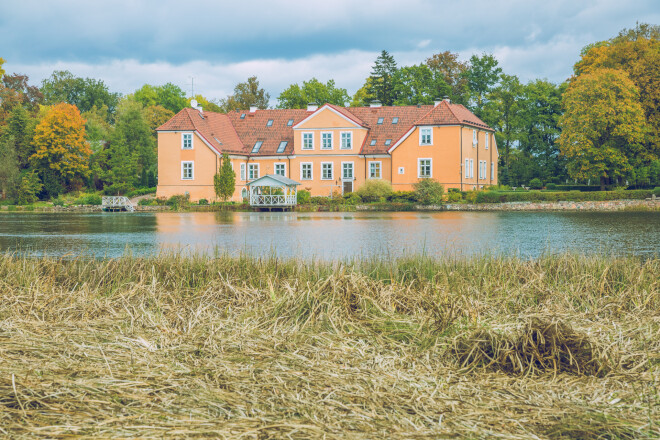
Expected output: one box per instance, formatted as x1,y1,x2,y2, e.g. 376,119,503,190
545,183,557,191
137,198,155,206
357,179,393,203
387,191,416,203
447,190,462,203
529,178,543,189
166,194,190,210
344,193,362,205
198,199,209,206
125,187,157,198
413,179,444,205
474,189,653,204
296,190,311,204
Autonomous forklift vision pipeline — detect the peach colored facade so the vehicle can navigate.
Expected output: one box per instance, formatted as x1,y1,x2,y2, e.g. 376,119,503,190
157,102,497,202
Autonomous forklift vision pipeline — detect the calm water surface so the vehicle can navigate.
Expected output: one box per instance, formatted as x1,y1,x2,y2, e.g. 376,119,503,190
0,211,658,259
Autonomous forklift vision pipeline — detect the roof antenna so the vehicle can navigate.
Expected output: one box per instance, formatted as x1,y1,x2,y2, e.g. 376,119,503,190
188,76,195,98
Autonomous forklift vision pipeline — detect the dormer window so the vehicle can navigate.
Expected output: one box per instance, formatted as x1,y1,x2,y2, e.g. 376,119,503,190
377,117,384,125
420,127,432,145
251,141,263,153
266,119,273,127
240,113,246,119
392,117,399,124
384,139,391,146
287,119,294,126
277,141,288,153
370,139,376,146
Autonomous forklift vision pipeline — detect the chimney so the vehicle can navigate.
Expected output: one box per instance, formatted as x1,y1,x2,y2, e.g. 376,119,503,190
443,96,451,103
370,100,382,108
307,102,318,111
249,105,258,113
434,98,442,107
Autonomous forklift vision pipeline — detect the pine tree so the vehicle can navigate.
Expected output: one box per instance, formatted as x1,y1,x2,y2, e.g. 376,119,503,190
215,154,236,202
367,50,398,105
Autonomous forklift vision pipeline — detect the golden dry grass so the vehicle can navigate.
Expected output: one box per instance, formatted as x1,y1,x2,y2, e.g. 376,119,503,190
0,253,658,438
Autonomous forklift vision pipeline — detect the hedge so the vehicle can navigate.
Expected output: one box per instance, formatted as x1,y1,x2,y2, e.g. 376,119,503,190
475,189,653,204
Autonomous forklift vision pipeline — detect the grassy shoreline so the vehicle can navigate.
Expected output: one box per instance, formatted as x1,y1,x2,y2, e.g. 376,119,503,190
1,253,658,438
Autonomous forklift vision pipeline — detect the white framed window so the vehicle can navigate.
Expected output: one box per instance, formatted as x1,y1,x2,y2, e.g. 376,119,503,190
377,117,384,125
465,159,470,178
302,132,313,150
266,119,273,127
369,161,382,179
182,133,193,149
340,132,352,149
472,130,477,147
470,159,474,179
181,161,194,180
251,141,263,153
418,158,432,178
485,133,489,150
321,132,333,150
274,162,286,176
301,162,312,180
248,163,259,180
321,162,333,180
277,141,288,153
241,188,248,199
342,162,354,180
491,162,495,180
398,167,405,175
240,163,246,181
479,160,486,179
392,117,399,124
420,127,432,145
287,119,294,126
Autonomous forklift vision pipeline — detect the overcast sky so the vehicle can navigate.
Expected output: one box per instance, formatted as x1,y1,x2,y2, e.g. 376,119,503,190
1,0,657,104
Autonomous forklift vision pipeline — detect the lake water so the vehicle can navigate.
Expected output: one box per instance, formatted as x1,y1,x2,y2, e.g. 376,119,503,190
0,211,658,259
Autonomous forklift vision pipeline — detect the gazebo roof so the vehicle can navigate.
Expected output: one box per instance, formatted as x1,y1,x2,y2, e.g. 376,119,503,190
247,174,301,187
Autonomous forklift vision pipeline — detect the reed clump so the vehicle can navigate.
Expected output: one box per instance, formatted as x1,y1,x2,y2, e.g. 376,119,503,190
0,253,658,439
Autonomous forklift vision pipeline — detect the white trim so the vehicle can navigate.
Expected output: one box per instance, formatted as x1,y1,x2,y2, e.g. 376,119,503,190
470,159,474,179
419,127,433,146
368,161,382,179
181,132,193,150
292,104,364,129
274,162,287,177
181,161,194,180
240,163,246,181
300,162,313,180
417,158,432,178
321,131,333,150
302,132,314,150
341,161,354,181
321,162,334,180
491,162,495,181
340,131,353,150
472,129,477,147
388,124,464,153
248,163,260,180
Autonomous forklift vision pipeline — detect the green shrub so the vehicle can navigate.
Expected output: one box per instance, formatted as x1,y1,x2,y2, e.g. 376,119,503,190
529,178,543,189
413,179,444,205
388,191,416,203
198,198,209,205
545,183,557,191
357,179,393,203
166,194,190,210
653,187,660,196
309,196,330,205
447,191,462,202
137,198,154,206
344,193,362,205
7,205,17,211
52,197,65,207
297,190,311,204
74,194,102,205
471,189,653,203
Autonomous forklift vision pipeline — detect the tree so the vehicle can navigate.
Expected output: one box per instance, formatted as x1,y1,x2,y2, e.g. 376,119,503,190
558,69,649,190
392,64,450,105
573,23,660,157
133,83,188,114
41,70,119,115
0,137,20,199
367,50,398,105
17,170,42,205
31,103,91,189
464,53,502,115
1,105,37,167
481,74,523,178
0,57,5,78
214,153,235,202
277,78,349,108
219,76,270,112
142,105,174,137
187,95,222,113
426,51,470,105
113,99,155,174
2,74,43,113
103,132,138,194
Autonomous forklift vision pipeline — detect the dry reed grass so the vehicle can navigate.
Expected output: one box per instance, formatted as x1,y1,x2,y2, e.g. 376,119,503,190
0,253,658,438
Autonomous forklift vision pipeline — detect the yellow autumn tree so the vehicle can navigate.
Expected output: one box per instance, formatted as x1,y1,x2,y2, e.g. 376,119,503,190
31,103,91,185
559,69,648,190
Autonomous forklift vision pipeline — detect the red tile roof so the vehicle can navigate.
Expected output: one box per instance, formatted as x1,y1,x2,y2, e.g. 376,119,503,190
157,102,493,157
